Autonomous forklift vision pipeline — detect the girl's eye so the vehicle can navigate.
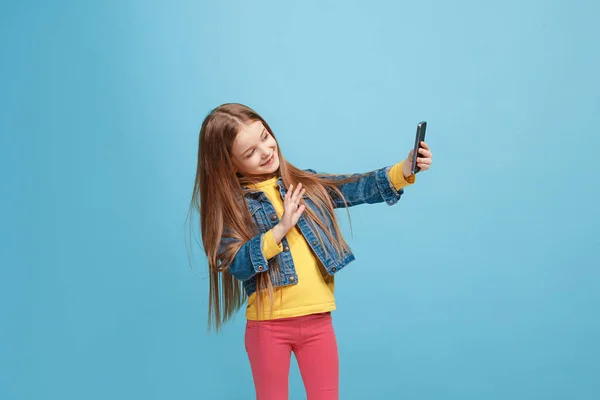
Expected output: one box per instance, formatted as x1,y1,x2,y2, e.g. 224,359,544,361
246,151,254,159
261,134,268,141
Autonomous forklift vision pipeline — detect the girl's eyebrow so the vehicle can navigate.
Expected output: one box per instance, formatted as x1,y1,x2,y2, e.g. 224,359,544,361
242,129,267,156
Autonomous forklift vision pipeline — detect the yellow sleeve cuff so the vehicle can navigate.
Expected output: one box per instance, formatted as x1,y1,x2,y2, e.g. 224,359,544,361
261,229,283,260
389,160,416,190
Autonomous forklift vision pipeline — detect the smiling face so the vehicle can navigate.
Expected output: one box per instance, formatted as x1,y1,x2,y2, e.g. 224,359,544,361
230,120,280,178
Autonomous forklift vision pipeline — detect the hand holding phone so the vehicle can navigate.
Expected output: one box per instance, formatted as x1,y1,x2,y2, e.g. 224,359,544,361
411,121,427,174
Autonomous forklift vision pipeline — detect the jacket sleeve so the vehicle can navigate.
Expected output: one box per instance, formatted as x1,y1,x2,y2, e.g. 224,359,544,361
306,161,415,208
218,230,282,281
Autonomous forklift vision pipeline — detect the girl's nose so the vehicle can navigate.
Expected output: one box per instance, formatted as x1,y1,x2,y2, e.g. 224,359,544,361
260,147,271,158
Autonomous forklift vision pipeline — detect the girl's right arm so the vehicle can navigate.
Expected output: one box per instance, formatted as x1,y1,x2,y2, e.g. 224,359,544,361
218,184,306,282
218,233,275,281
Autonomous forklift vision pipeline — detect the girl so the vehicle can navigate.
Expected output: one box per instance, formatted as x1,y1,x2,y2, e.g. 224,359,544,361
190,103,432,399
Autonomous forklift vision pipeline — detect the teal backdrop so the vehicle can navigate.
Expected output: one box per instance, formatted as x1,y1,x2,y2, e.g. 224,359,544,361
1,0,598,399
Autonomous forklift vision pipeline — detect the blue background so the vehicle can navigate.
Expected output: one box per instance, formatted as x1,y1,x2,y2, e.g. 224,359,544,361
2,0,599,399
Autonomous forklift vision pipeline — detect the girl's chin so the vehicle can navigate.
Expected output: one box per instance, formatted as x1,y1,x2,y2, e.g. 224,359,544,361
266,160,280,171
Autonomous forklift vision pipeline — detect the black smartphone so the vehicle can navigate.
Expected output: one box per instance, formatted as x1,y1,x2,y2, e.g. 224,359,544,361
411,121,427,174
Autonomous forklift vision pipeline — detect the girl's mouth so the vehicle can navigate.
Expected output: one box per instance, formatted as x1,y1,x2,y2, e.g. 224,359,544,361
262,154,275,166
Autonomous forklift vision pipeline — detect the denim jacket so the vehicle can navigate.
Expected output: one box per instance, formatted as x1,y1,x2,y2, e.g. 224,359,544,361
220,166,405,296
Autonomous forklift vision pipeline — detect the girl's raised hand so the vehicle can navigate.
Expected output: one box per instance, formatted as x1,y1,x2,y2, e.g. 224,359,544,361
272,183,306,244
282,183,306,230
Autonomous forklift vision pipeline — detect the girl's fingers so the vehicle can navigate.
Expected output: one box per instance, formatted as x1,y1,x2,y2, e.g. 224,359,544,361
417,157,431,164
293,190,306,208
285,184,306,215
418,148,432,157
291,183,303,202
420,141,430,150
295,204,306,216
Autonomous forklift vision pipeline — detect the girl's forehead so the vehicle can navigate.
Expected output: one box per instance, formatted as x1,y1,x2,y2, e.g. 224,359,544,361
235,121,265,142
232,120,266,154
238,120,264,136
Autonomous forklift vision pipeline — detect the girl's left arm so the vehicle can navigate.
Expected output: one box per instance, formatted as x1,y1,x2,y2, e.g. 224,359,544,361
307,142,432,208
307,161,412,208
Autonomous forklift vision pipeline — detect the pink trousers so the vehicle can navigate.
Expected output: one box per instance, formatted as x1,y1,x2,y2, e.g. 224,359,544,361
244,312,339,400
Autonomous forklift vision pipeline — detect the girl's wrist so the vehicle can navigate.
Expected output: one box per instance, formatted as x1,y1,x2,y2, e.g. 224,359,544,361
402,159,412,178
272,223,289,244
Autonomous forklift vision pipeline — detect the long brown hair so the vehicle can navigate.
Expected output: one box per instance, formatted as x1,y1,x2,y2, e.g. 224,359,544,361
189,103,362,331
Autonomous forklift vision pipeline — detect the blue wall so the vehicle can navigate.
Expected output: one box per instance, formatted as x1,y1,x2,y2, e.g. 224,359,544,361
1,0,599,399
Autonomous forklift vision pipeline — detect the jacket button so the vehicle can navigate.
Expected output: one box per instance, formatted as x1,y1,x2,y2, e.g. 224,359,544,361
312,240,317,245
332,267,337,272
283,246,289,252
257,265,263,271
290,276,295,282
270,215,277,221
